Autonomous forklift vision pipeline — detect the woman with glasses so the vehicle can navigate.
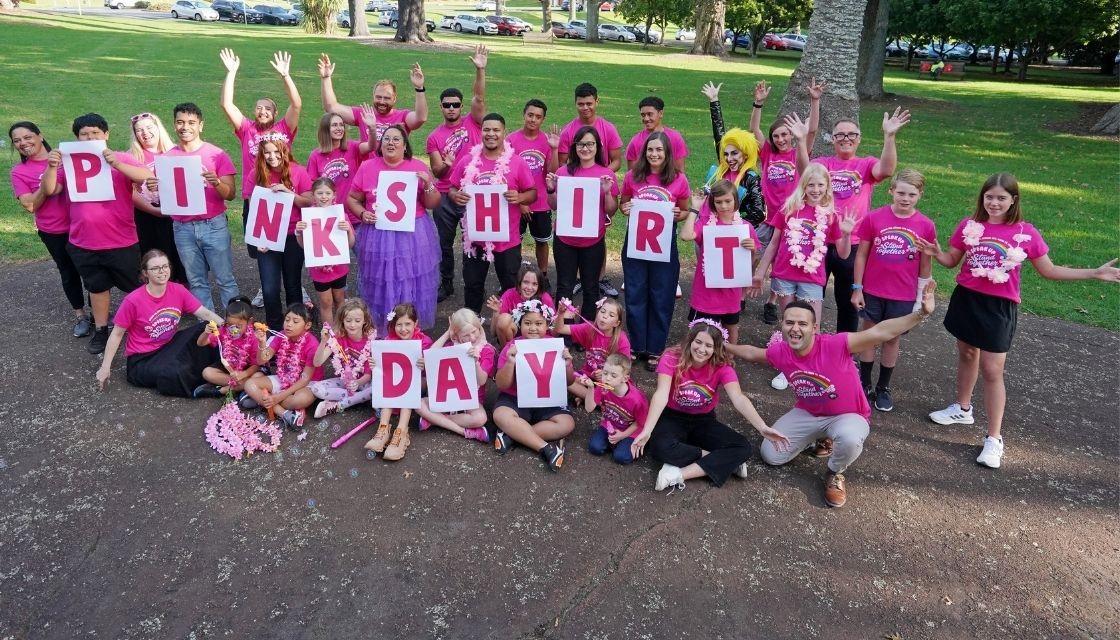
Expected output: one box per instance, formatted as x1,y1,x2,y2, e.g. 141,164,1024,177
95,249,224,396
129,112,187,284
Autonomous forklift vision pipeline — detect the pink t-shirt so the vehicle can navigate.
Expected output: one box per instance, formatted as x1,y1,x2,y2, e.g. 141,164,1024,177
208,325,259,372
350,156,434,220
691,211,759,314
769,205,841,286
57,151,143,251
497,337,563,399
758,145,799,219
857,206,937,301
236,119,296,198
559,116,623,166
336,334,373,375
815,155,880,243
767,332,870,420
624,127,689,164
268,333,325,383
507,129,554,211
594,382,650,436
656,348,738,414
306,141,363,222
10,158,69,234
426,118,483,193
447,150,535,253
555,163,619,248
113,282,202,356
248,163,313,235
163,143,237,222
498,287,555,314
351,106,413,146
949,218,1048,303
569,322,632,377
621,170,691,205
471,341,497,399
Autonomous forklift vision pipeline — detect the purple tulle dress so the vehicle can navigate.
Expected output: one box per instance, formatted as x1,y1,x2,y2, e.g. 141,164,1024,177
356,215,440,335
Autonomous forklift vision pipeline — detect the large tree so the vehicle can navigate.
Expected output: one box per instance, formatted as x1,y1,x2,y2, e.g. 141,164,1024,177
347,0,371,36
855,0,889,99
724,0,760,54
302,0,340,34
587,0,602,42
395,0,432,42
539,0,552,31
780,0,868,156
690,0,727,55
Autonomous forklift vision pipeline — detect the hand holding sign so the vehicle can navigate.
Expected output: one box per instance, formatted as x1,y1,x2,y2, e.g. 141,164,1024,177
59,141,113,202
625,199,674,263
464,183,509,242
374,170,418,232
245,185,295,252
555,176,600,239
702,225,754,288
424,343,480,413
514,338,567,408
301,205,350,268
370,340,422,409
154,155,207,216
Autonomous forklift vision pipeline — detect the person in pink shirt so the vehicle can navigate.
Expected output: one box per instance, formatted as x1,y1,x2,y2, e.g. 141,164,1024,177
554,296,630,405
305,113,362,220
161,103,241,311
728,285,937,507
850,169,936,413
427,46,489,303
786,106,910,333
296,178,356,325
624,95,688,172
415,307,494,443
485,262,555,346
95,249,224,397
242,303,322,431
448,113,538,314
631,320,789,492
40,113,153,355
127,112,186,285
917,173,1120,469
8,121,91,338
309,298,376,418
318,52,428,149
583,354,648,465
507,98,561,292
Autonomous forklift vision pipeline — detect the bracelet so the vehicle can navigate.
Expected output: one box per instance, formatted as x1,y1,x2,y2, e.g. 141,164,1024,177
414,86,425,92
850,283,863,290
688,207,699,214
752,102,764,109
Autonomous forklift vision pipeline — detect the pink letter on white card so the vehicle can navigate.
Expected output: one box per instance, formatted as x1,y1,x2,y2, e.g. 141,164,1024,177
555,176,600,239
626,199,674,262
702,225,753,287
59,141,113,203
370,340,421,409
515,338,567,408
374,170,418,232
301,204,349,268
244,185,295,252
464,183,509,242
154,155,206,216
424,344,479,413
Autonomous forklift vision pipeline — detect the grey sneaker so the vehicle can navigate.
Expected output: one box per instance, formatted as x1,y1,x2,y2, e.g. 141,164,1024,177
874,387,894,412
599,278,619,297
72,315,93,338
251,288,264,307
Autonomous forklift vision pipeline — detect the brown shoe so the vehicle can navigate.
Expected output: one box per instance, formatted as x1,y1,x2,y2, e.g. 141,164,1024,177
823,472,847,508
811,437,834,458
382,425,411,461
365,421,391,453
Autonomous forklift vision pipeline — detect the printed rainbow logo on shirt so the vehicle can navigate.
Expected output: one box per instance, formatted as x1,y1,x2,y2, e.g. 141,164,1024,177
829,169,863,200
248,130,293,158
636,185,673,202
600,397,635,434
145,307,183,340
967,236,1013,270
320,157,351,182
766,160,797,184
519,149,546,174
443,127,471,156
473,170,499,185
673,380,716,409
873,226,921,262
789,370,838,401
792,218,821,246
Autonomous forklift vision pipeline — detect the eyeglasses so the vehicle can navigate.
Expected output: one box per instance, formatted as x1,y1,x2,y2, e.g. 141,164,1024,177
441,102,462,109
832,132,861,141
575,141,597,149
146,264,171,273
131,112,154,124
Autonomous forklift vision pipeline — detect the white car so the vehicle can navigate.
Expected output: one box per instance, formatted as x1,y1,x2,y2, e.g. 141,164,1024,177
675,28,695,41
598,23,635,41
780,33,807,50
104,0,142,7
453,13,497,34
171,0,219,20
439,14,455,29
474,0,496,10
365,0,393,10
505,15,532,31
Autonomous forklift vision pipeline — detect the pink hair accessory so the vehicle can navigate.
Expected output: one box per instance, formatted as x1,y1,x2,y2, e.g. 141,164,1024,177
594,297,608,308
688,317,729,341
766,330,785,348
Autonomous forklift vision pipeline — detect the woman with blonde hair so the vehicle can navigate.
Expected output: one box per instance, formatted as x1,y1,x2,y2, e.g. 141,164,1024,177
129,111,185,283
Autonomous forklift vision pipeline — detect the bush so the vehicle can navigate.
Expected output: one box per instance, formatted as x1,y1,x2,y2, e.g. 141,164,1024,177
135,0,172,10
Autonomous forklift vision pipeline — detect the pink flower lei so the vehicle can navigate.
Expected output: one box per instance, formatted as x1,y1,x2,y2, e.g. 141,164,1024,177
785,206,831,274
217,327,252,377
461,141,514,263
273,332,310,388
204,402,282,460
325,323,373,395
963,220,1030,285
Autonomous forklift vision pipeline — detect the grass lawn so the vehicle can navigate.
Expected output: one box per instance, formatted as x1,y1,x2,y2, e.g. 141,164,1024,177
1,12,1117,328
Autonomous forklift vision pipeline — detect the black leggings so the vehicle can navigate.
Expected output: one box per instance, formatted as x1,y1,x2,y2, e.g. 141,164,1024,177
553,238,605,321
37,230,87,311
126,323,217,397
463,244,521,313
826,245,859,333
648,408,752,487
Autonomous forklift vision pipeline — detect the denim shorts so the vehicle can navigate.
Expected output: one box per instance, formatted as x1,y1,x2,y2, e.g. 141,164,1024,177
771,277,824,301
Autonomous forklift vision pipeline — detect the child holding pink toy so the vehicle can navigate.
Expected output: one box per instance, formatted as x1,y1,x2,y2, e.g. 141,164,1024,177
583,353,648,465
310,298,376,418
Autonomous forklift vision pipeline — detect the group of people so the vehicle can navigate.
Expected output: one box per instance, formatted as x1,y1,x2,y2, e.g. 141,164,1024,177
10,48,1119,507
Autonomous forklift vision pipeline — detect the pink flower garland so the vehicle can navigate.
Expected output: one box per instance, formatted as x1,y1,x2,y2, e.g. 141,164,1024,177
218,327,254,376
962,220,1030,285
324,323,373,396
273,332,310,389
785,206,831,274
461,141,514,263
204,402,282,460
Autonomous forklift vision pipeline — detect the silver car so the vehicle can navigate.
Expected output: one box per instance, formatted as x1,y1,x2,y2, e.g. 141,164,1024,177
171,0,219,20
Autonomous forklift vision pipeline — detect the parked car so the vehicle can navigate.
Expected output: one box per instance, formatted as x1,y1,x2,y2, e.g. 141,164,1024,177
551,20,577,38
440,15,456,29
451,13,498,34
487,15,528,35
504,15,532,31
762,33,787,50
365,0,393,10
567,19,588,38
253,4,299,24
885,39,909,57
675,28,695,41
560,0,583,11
104,0,142,8
779,33,807,50
599,1,616,11
474,0,495,10
171,0,220,20
336,8,350,26
379,9,435,30
621,24,659,43
598,23,635,42
730,32,751,49
211,0,264,21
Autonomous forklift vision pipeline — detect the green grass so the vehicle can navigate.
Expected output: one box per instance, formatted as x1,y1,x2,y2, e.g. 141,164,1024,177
1,12,1117,328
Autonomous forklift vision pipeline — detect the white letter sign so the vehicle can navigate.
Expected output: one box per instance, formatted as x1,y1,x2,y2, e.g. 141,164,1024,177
245,185,294,252
702,225,754,287
370,340,422,409
625,199,674,263
464,183,509,242
555,176,600,239
59,140,113,203
424,343,480,413
154,155,207,216
515,338,567,408
374,170,418,232
301,204,350,268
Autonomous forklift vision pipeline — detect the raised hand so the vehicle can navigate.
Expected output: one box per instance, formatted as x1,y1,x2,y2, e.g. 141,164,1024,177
545,124,561,149
317,53,335,78
913,236,943,257
545,172,558,190
882,107,911,136
47,150,62,168
701,81,722,102
783,112,810,140
485,295,502,313
753,80,770,104
219,47,240,73
1094,258,1120,282
807,77,826,100
469,44,488,69
838,209,857,235
270,51,292,77
359,103,378,129
409,62,425,89
919,278,937,316
599,174,614,190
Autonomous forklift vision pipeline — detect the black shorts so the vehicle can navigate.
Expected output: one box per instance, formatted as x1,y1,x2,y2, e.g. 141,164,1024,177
66,243,141,294
688,306,741,327
494,393,571,424
519,210,553,243
860,292,914,324
312,274,348,292
943,284,1017,353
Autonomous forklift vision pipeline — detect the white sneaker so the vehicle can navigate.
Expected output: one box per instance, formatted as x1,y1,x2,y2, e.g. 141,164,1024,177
734,462,749,478
976,436,1004,468
770,372,789,390
302,287,312,306
675,284,682,298
314,400,341,419
654,464,685,491
929,402,975,425
251,288,264,307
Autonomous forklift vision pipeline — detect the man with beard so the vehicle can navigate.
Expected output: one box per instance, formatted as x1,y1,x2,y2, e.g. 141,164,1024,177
507,98,560,292
727,281,936,508
318,53,428,149
428,45,489,303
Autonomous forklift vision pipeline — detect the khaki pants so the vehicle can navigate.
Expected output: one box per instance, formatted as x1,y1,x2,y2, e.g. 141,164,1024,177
760,408,869,474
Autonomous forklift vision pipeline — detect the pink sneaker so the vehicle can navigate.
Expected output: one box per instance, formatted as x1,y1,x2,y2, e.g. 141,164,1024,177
418,417,431,431
463,427,490,443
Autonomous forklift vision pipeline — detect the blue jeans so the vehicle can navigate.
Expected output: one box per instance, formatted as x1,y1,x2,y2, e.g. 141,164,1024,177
257,234,305,329
173,215,240,311
622,229,680,356
588,426,635,464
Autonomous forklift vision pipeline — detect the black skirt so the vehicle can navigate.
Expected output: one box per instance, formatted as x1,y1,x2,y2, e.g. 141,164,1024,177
943,284,1018,353
126,323,218,397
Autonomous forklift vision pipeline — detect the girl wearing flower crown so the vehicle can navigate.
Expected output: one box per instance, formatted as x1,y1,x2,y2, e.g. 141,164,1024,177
193,296,260,399
242,303,322,431
486,263,555,346
365,302,434,461
916,173,1120,469
554,296,630,406
415,308,495,443
630,319,790,492
309,298,376,419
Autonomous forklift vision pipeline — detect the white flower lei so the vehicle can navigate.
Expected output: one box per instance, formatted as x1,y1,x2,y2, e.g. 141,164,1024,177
962,220,1030,285
785,206,831,274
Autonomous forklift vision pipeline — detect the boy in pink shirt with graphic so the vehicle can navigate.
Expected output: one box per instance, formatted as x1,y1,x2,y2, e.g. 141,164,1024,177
584,354,648,465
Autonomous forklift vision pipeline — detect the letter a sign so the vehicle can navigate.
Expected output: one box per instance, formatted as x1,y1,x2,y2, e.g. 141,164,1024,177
301,204,350,268
374,170,418,232
423,344,480,413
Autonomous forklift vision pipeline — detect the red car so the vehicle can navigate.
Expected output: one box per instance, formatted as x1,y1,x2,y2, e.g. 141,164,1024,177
487,15,528,35
763,33,788,50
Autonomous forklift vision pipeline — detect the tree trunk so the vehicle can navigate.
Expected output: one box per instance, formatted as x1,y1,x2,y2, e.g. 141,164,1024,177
496,0,503,16
855,0,888,100
540,0,551,31
0,0,15,10
587,0,600,42
567,2,574,21
1003,42,1014,73
904,45,914,72
395,0,432,42
1090,104,1120,135
779,0,868,157
642,14,653,49
689,0,725,56
990,47,999,73
1100,49,1118,75
1016,40,1031,81
348,0,370,36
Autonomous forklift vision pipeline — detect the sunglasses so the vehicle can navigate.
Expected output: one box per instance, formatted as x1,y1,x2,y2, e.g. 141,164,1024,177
130,112,155,124
441,102,462,109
